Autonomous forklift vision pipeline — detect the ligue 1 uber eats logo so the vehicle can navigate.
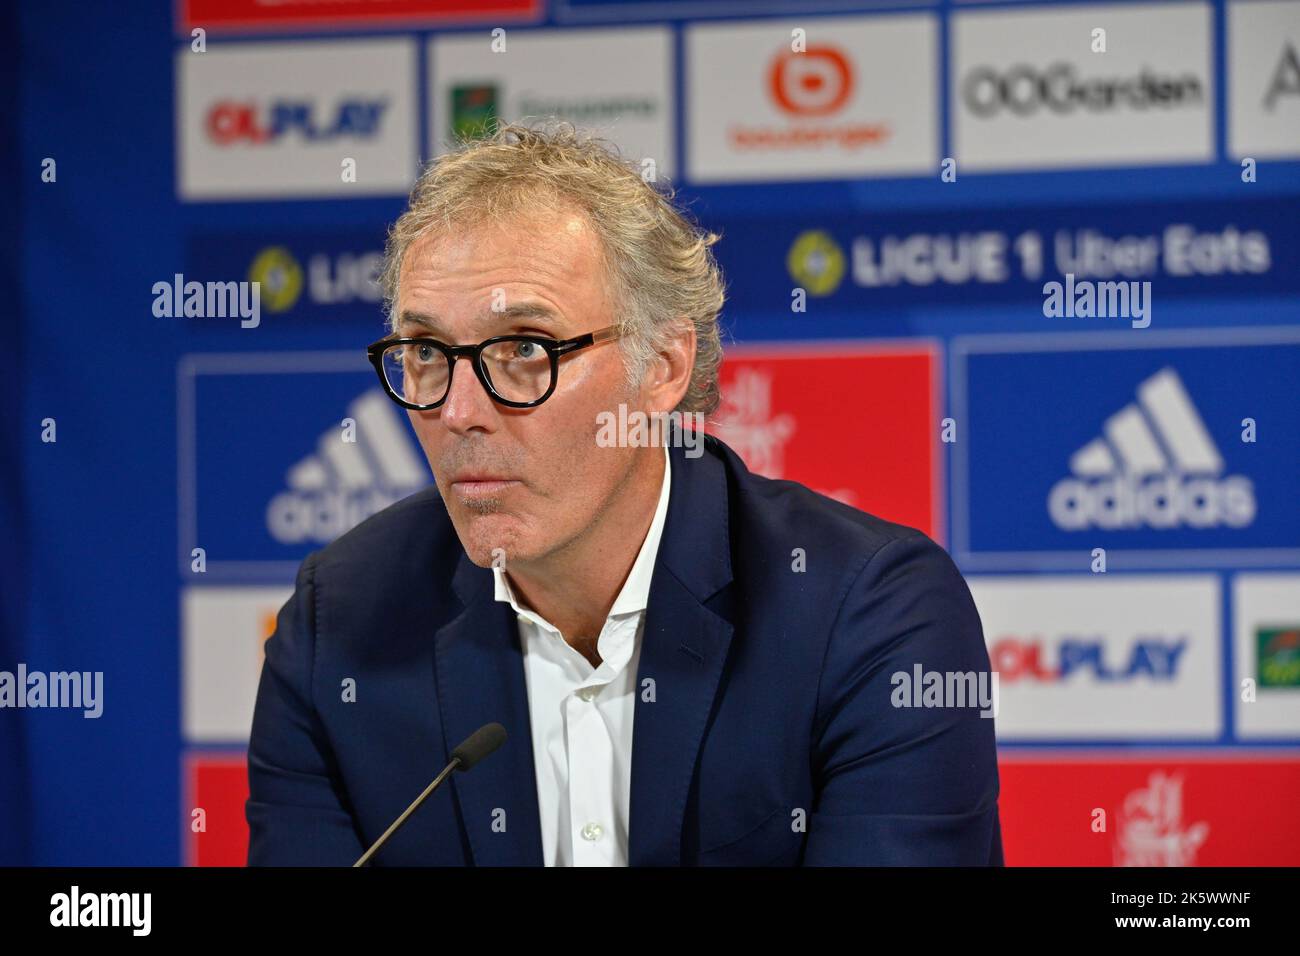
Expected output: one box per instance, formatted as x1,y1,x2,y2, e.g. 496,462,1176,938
1048,367,1256,531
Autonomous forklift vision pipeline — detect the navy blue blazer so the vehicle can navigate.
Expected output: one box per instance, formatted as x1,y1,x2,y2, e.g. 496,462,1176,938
246,431,1003,866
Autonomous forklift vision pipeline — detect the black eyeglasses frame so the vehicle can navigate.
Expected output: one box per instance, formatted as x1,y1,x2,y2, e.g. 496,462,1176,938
366,324,621,410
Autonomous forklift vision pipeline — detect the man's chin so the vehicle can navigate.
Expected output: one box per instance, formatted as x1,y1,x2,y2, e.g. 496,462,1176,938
451,513,532,568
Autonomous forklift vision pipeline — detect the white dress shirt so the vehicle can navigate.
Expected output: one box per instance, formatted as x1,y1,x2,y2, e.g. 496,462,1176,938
492,444,671,866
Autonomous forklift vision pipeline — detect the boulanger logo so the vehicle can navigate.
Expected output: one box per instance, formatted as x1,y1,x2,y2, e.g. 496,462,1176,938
248,247,303,313
963,63,1204,117
786,230,846,296
770,46,852,116
1048,368,1255,531
729,43,889,151
266,389,428,545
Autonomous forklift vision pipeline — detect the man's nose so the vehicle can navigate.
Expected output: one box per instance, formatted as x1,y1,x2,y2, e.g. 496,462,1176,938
439,355,497,432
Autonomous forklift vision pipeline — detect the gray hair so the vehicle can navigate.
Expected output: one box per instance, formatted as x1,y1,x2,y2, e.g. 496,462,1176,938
377,120,727,417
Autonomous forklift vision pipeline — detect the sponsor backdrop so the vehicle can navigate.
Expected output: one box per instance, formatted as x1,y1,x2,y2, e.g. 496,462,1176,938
8,0,1300,865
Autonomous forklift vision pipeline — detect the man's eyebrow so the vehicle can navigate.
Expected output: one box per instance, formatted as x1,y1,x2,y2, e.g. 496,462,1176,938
397,304,563,335
396,310,440,332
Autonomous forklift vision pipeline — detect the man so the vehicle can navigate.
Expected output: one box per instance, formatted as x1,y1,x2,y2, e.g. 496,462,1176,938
246,122,1003,866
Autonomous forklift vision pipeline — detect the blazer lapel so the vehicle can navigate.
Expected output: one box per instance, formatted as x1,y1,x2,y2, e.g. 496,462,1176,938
433,554,544,866
628,435,735,866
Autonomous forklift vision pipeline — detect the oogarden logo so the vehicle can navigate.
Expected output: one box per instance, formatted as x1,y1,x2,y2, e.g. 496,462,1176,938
963,63,1204,118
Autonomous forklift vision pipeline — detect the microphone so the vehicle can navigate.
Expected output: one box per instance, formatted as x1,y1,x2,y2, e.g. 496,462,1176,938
352,722,507,867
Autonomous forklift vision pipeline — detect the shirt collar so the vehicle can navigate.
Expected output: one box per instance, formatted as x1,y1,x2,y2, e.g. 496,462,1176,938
493,442,671,620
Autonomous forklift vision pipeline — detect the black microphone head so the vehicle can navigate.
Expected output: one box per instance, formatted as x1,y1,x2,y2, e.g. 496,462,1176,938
451,722,506,771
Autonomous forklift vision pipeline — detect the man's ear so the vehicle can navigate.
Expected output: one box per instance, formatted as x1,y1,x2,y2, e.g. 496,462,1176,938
645,321,696,415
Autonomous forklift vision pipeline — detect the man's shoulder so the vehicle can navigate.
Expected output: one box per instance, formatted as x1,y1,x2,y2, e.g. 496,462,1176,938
707,434,977,692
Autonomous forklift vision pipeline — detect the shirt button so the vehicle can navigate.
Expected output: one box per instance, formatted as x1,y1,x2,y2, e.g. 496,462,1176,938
577,686,599,702
581,822,604,841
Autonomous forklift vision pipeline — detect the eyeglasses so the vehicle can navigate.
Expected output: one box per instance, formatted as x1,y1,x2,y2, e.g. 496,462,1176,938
366,325,621,410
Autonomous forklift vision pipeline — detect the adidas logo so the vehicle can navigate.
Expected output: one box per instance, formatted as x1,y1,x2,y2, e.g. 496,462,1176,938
266,389,429,544
1048,368,1255,531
